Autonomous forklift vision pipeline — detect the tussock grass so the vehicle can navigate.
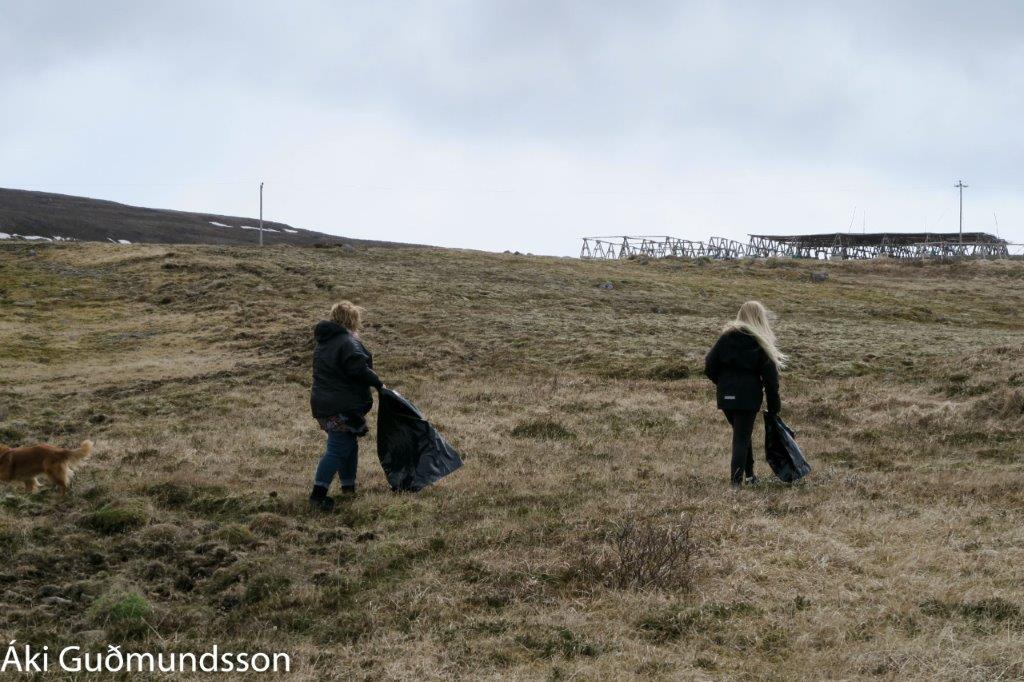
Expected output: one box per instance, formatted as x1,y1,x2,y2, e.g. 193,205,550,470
510,418,576,440
79,501,151,534
1,241,1023,679
88,589,154,639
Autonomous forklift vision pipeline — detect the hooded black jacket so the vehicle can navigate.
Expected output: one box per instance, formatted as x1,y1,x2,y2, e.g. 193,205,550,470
704,329,781,413
310,321,383,419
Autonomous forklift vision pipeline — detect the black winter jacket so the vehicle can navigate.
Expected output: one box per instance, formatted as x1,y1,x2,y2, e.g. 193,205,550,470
310,321,383,419
704,329,781,413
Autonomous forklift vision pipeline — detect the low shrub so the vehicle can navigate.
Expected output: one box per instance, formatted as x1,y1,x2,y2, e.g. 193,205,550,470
592,513,699,591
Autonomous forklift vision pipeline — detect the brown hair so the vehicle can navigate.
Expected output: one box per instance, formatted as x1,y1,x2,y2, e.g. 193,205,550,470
330,300,364,334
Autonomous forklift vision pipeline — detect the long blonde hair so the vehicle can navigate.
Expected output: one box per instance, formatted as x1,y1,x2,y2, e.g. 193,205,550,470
330,300,364,335
723,300,787,369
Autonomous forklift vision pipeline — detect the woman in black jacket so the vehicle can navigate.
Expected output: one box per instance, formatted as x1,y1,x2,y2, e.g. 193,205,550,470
704,301,786,488
308,301,385,510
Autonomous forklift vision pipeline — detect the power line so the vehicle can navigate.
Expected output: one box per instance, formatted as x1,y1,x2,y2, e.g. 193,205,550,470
955,180,968,243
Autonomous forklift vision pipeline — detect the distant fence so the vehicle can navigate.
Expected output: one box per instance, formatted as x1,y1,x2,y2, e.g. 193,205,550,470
580,235,1023,261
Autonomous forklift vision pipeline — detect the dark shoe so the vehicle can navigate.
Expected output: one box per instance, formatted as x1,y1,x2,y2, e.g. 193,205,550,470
310,496,335,511
340,485,356,496
309,485,335,512
744,475,760,486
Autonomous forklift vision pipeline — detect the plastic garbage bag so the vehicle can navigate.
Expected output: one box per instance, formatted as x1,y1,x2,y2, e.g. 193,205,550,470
376,388,463,492
763,412,811,483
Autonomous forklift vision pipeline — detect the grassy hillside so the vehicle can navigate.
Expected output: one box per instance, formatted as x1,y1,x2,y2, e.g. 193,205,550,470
0,187,371,247
1,241,1023,680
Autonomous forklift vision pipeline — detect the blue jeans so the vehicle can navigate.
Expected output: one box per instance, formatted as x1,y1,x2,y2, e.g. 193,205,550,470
314,431,359,488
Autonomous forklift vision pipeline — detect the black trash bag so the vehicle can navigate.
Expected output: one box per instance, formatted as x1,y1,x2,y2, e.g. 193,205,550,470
763,412,811,483
376,388,463,492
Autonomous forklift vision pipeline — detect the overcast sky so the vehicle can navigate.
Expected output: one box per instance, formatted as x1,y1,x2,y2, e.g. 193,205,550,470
2,1,1022,255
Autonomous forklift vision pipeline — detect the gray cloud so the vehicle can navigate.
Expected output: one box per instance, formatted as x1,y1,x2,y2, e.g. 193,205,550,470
2,0,1021,253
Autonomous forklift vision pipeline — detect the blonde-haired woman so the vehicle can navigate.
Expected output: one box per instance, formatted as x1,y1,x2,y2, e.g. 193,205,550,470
704,301,786,488
308,301,386,510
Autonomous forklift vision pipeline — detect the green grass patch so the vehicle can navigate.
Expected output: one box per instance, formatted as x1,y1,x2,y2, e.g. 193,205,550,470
89,589,154,639
79,502,151,534
216,522,257,547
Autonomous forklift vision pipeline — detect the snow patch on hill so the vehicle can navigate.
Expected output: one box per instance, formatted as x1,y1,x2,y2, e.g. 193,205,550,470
1,233,74,241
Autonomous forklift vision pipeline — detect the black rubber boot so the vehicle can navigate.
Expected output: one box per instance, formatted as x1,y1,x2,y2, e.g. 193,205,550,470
309,485,335,511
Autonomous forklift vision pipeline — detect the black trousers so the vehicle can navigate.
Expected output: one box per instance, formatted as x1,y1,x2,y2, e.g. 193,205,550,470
723,409,757,484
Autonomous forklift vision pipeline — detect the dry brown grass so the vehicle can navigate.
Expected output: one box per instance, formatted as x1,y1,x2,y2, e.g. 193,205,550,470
1,241,1023,679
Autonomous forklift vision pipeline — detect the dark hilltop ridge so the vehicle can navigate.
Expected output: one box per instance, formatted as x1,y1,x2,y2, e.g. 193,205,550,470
0,187,386,247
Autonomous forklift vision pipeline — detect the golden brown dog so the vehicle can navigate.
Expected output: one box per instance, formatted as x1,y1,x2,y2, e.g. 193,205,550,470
0,440,93,494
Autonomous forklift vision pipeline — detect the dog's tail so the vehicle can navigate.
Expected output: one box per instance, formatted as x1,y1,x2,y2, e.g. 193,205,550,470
67,440,93,462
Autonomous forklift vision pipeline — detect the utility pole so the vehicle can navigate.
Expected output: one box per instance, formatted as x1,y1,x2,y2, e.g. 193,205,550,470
258,181,264,246
955,180,968,243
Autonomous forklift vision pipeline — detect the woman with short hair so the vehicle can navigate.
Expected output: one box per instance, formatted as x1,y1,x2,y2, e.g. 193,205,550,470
704,301,786,488
308,301,385,510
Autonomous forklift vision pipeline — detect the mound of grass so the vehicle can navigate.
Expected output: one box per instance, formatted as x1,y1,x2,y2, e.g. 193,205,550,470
249,512,288,537
89,589,153,639
637,602,760,643
144,480,253,517
607,409,675,436
79,502,150,534
510,418,576,440
216,522,257,547
920,597,1022,625
514,626,603,659
643,361,691,380
244,570,292,604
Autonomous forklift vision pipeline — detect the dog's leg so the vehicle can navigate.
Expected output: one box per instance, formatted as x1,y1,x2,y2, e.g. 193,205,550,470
46,464,70,496
56,465,71,496
24,478,39,494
